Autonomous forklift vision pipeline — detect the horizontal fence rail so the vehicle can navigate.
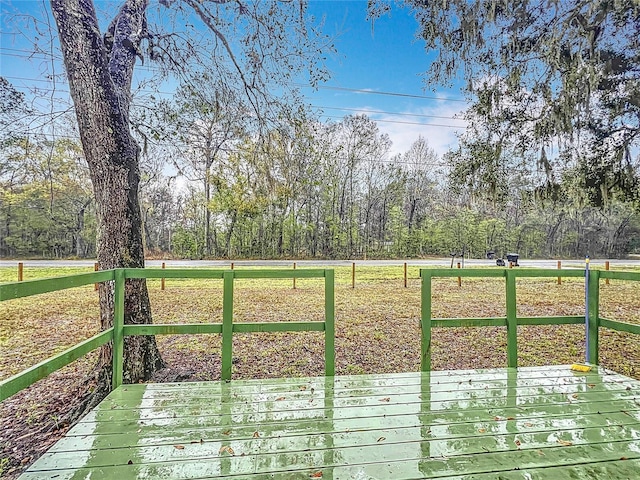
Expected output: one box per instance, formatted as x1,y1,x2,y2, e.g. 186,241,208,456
0,270,115,301
420,268,640,371
0,329,114,401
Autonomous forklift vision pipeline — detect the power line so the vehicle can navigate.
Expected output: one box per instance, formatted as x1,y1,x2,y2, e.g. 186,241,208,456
4,78,468,126
0,47,63,60
316,105,465,122
2,45,469,103
296,83,468,103
323,115,463,129
3,75,66,85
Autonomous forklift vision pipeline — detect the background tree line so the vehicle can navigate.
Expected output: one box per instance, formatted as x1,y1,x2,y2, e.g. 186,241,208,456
3,76,638,260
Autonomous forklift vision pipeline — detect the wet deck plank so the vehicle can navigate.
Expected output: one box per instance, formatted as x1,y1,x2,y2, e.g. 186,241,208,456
21,365,640,479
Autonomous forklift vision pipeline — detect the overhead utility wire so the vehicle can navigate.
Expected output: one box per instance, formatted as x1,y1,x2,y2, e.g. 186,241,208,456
3,46,468,103
295,83,468,103
4,77,467,127
317,105,465,121
323,115,464,129
6,73,468,109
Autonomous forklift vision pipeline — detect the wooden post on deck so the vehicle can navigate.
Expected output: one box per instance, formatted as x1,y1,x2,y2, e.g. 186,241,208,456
18,262,23,281
457,262,461,287
293,262,297,289
94,262,99,290
557,260,562,285
605,261,610,285
161,262,166,291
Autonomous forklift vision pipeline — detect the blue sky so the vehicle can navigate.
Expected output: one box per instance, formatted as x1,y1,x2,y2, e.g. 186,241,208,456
304,1,468,155
1,0,468,157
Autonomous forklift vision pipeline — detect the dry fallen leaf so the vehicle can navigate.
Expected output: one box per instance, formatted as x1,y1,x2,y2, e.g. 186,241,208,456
379,397,390,402
588,384,596,388
310,472,323,478
299,385,307,391
276,397,286,401
524,422,534,427
571,394,579,399
557,440,573,446
514,439,522,447
222,430,231,435
377,436,386,442
506,416,515,420
219,445,235,455
253,431,260,438
174,445,185,450
478,428,486,434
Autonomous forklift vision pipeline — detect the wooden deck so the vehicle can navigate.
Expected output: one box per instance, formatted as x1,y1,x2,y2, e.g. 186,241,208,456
21,365,640,479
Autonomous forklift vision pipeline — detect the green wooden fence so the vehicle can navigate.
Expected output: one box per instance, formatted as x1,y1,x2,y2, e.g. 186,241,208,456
419,268,640,371
1,267,639,403
0,268,335,401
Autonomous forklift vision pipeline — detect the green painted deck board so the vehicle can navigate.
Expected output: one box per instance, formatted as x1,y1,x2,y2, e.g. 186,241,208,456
98,382,636,407
22,366,640,479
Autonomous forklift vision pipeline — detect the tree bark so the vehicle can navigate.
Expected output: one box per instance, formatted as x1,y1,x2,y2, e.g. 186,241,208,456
51,0,164,404
74,199,91,257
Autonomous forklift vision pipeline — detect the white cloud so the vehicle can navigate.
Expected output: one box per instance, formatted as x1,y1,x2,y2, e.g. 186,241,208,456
354,102,469,158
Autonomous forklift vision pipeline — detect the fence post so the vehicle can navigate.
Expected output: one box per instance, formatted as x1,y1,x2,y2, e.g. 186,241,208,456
221,270,234,381
18,262,23,282
293,262,297,290
505,269,518,368
605,260,610,285
557,260,562,285
324,269,335,376
352,262,355,289
161,262,166,291
94,262,99,291
404,262,408,288
457,262,461,287
420,269,432,372
587,268,600,364
112,268,125,389
230,262,234,270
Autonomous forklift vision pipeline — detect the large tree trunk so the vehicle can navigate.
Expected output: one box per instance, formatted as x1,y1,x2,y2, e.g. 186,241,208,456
51,0,163,410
